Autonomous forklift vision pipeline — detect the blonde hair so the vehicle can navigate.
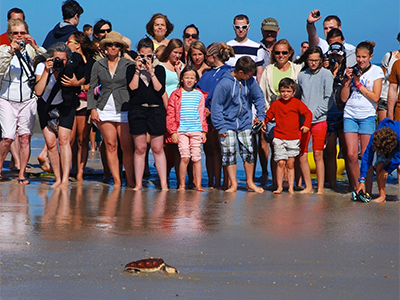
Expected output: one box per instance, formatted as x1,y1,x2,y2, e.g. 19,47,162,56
7,19,29,38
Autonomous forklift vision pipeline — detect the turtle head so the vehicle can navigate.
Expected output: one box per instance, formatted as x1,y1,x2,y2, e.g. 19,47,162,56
162,264,179,275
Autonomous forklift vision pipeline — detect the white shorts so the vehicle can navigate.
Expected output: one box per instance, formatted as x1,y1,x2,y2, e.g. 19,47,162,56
272,138,300,162
0,98,37,139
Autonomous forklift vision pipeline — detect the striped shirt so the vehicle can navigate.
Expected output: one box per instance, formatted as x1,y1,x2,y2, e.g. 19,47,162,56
178,89,202,133
226,39,265,68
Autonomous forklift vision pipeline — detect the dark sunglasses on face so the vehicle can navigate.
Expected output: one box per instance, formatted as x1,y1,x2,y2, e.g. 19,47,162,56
106,42,122,48
139,54,153,59
12,31,26,35
233,25,249,30
274,51,289,55
183,33,199,39
99,29,111,34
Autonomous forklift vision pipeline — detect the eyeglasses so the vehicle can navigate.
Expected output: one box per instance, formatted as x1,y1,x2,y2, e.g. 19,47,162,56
183,33,199,39
139,54,153,59
233,25,249,30
66,40,79,45
274,51,289,55
106,43,122,48
307,59,322,63
99,29,111,34
12,31,26,35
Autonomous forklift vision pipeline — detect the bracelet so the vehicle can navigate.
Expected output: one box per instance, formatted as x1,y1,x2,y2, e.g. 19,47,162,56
355,82,363,89
358,178,365,183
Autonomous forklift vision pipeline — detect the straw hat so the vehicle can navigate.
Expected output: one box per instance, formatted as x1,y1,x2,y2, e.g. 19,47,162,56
99,31,128,50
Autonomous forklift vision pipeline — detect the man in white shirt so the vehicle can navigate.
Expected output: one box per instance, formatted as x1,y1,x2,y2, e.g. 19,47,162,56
226,14,264,82
306,9,355,54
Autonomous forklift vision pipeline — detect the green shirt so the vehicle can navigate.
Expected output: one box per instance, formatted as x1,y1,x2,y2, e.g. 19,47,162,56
272,65,292,95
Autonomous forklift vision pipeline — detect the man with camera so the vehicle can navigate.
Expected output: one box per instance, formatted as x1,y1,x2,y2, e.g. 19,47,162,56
306,10,355,54
42,0,84,49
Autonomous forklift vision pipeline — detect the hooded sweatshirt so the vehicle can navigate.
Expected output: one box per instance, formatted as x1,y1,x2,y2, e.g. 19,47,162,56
42,22,77,49
211,71,266,134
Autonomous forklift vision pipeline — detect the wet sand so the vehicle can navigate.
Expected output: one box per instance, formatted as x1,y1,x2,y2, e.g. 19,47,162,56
0,136,399,299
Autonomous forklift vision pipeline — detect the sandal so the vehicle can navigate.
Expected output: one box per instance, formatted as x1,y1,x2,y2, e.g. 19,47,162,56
17,178,30,185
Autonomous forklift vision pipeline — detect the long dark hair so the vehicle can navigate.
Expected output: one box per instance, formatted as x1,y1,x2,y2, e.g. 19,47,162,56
301,46,323,72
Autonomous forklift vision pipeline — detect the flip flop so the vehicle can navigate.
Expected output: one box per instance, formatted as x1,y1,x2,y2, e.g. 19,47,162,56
17,178,30,185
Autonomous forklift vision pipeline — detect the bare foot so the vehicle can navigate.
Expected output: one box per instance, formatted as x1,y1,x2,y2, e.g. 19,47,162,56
316,189,325,194
76,173,84,182
371,196,386,203
273,187,283,194
133,185,143,191
37,155,52,173
225,184,238,193
178,185,186,191
50,181,62,188
299,187,314,194
195,186,205,192
288,188,295,194
246,183,264,193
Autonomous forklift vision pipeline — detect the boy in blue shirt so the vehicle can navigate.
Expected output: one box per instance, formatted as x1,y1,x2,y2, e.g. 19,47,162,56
211,56,266,192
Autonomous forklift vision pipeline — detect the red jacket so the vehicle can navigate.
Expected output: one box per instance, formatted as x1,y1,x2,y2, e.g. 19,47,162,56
166,88,209,135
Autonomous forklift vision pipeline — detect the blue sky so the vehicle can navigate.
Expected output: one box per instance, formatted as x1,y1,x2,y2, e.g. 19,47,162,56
1,0,399,63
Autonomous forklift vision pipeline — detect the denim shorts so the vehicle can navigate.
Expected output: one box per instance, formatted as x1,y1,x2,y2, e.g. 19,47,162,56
343,116,376,135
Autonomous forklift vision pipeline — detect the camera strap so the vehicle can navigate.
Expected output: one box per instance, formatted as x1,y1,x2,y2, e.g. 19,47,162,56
14,49,36,97
43,73,63,112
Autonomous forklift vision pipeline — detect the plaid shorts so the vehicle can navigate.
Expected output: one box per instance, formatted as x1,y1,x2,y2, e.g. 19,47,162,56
219,129,255,166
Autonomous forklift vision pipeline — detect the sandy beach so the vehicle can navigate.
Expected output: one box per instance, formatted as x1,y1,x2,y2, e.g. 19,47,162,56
0,135,399,300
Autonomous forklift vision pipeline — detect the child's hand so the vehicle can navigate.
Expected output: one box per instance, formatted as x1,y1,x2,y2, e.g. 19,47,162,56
219,133,226,138
205,108,210,117
171,133,179,144
202,132,207,143
300,126,309,133
261,122,267,133
253,116,259,124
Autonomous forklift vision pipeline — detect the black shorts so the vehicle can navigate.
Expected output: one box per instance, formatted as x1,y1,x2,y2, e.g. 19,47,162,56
128,106,166,136
37,98,76,130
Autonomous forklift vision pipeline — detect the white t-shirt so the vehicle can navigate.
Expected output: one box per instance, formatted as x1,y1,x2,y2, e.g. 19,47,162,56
344,64,384,119
317,36,355,54
34,62,63,105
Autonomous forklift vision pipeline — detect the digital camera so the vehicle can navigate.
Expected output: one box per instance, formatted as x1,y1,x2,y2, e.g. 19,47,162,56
352,64,362,77
17,41,25,49
328,57,338,69
52,57,64,72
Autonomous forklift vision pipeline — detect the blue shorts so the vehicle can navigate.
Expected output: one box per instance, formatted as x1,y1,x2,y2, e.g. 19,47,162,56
343,116,375,135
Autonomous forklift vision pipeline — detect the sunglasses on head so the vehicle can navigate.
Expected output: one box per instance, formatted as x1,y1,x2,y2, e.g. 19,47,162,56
106,42,122,48
183,33,199,39
139,54,153,59
99,29,111,34
274,51,289,55
12,31,26,35
233,25,249,30
66,40,79,45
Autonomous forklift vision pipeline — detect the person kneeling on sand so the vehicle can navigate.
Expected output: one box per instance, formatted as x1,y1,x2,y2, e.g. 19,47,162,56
211,56,265,193
356,118,400,203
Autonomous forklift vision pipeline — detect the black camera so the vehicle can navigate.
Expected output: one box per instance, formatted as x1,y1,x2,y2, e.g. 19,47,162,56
312,11,320,18
352,64,362,77
142,58,147,65
252,121,264,134
52,57,64,72
328,57,338,69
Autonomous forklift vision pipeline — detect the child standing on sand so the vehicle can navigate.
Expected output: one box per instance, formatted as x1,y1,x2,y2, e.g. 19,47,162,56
263,78,312,194
166,66,208,191
211,56,265,193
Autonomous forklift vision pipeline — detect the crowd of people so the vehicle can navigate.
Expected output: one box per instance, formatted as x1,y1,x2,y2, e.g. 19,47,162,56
0,1,399,203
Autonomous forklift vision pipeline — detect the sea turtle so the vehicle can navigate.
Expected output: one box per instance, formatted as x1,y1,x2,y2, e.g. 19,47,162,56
124,258,179,275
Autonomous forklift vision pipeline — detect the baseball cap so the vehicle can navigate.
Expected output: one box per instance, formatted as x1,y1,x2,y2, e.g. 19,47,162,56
261,18,279,31
327,42,345,56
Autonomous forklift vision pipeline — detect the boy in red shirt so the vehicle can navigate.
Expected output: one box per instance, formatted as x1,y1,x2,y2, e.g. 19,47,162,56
263,78,312,194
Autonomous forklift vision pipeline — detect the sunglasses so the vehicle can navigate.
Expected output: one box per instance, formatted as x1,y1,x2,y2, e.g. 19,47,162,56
139,54,153,59
99,29,111,34
66,40,79,45
274,51,289,55
183,33,199,39
307,59,322,63
106,43,122,48
233,25,249,30
12,31,26,35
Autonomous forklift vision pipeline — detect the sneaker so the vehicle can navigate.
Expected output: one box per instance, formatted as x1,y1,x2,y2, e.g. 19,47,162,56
358,191,372,203
351,191,359,201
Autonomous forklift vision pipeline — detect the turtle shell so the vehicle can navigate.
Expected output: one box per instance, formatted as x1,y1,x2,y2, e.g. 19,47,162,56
124,258,165,273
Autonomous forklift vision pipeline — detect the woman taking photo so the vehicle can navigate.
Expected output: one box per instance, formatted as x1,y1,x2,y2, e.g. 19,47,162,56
187,41,209,77
66,31,96,181
259,39,302,188
197,42,234,188
146,13,174,50
87,31,135,188
0,19,45,183
127,37,168,190
34,42,84,188
340,41,384,191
